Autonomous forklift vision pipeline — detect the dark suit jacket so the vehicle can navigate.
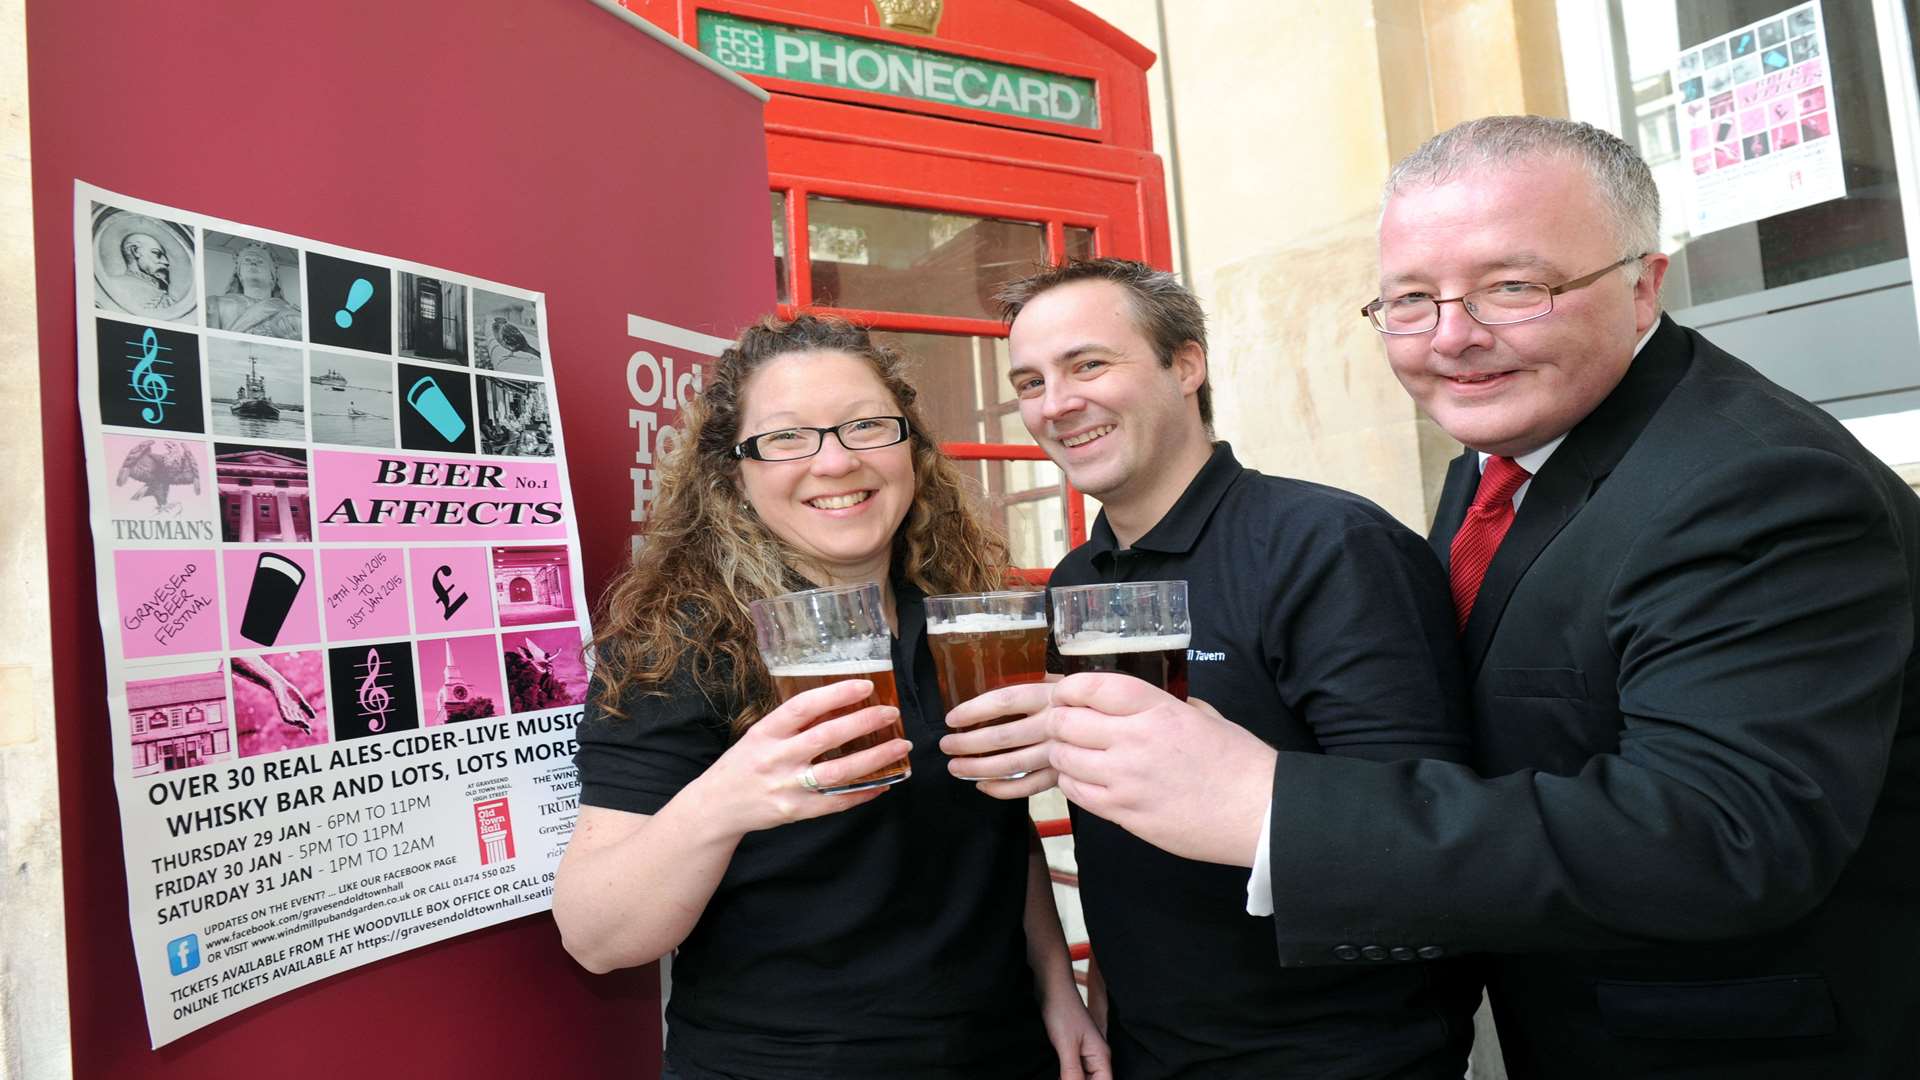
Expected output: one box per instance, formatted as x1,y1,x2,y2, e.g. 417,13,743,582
1265,316,1920,1078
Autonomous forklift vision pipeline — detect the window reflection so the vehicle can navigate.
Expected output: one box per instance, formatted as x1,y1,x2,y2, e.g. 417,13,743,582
1619,0,1908,306
871,329,1069,569
808,197,1045,320
771,191,789,304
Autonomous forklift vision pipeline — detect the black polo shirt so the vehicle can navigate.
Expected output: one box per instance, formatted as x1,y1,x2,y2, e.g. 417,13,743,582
575,582,1053,1080
1052,443,1479,1079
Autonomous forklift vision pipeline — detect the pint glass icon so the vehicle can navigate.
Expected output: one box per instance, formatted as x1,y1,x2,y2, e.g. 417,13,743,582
239,552,306,646
1051,580,1191,700
749,582,909,794
926,590,1049,780
406,375,467,443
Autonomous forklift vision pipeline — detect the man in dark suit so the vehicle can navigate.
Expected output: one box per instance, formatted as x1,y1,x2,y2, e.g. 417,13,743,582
1032,116,1920,1077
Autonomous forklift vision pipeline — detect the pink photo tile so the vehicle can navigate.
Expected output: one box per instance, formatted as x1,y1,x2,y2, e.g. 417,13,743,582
501,626,589,714
320,547,410,642
417,634,509,725
409,546,494,634
116,549,223,659
232,650,330,757
126,661,233,776
224,548,320,650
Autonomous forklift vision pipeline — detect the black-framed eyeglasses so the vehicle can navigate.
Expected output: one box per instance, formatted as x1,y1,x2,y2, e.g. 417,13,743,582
1360,254,1647,335
732,415,911,462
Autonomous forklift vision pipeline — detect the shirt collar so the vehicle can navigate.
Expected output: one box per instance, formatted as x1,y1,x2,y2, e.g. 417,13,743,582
1476,319,1660,477
1088,442,1243,556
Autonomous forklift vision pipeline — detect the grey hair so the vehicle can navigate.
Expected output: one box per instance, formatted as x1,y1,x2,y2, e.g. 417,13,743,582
1384,116,1660,282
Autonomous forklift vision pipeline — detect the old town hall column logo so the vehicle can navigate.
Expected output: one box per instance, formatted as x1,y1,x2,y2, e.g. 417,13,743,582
326,641,419,740
97,319,204,434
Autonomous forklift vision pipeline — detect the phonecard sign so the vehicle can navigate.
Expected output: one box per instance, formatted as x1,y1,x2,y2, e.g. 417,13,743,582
74,182,592,1046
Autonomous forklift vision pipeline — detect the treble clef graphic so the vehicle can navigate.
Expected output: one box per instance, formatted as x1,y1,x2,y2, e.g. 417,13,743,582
357,647,393,732
128,328,171,425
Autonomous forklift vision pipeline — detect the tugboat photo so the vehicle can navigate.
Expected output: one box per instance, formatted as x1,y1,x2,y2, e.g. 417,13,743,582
231,357,281,420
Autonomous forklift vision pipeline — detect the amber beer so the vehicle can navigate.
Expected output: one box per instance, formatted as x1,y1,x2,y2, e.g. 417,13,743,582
1057,634,1191,700
927,597,1050,780
1050,580,1191,701
750,582,910,794
928,615,1050,708
768,659,909,792
929,611,1052,776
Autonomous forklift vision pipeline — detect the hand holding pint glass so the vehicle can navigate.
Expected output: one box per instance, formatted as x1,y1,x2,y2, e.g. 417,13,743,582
927,590,1050,781
1052,581,1191,699
750,582,911,794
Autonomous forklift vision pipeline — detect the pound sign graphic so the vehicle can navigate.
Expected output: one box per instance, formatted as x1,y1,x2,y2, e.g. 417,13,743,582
432,564,470,620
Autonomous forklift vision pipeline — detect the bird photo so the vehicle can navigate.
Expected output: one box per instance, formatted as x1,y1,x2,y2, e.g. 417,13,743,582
474,289,545,376
114,438,202,514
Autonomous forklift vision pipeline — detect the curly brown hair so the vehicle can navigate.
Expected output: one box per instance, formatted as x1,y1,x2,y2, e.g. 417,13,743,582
589,315,1011,737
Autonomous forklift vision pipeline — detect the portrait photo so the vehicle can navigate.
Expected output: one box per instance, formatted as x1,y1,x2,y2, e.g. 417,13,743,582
92,203,197,325
204,232,303,340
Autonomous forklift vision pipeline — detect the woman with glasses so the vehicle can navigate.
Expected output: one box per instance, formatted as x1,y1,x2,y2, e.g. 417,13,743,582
554,315,1106,1080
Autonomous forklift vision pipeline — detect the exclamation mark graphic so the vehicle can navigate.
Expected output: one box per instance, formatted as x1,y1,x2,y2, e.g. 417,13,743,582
335,278,375,328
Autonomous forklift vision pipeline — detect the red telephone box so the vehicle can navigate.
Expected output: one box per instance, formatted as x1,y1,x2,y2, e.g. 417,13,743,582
627,0,1171,984
628,0,1170,573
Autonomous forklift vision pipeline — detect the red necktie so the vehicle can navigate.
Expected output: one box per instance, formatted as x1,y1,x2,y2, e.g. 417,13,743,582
1449,456,1531,632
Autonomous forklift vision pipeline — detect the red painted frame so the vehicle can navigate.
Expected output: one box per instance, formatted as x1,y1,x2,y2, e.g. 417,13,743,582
630,0,1175,981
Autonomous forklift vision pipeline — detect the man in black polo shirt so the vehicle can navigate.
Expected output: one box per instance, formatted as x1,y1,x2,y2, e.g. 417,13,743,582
943,258,1479,1078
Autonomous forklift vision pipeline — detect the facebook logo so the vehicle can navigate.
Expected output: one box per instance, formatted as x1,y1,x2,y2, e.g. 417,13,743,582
166,934,199,975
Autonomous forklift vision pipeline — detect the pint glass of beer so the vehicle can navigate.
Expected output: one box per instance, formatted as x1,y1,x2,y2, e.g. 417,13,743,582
926,590,1049,780
749,582,910,794
1051,580,1191,700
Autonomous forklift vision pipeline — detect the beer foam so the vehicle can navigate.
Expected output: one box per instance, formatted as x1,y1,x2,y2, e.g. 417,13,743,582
927,612,1048,635
1056,632,1190,656
766,658,893,678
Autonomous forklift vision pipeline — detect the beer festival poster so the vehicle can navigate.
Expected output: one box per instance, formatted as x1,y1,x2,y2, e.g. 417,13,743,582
74,181,595,1046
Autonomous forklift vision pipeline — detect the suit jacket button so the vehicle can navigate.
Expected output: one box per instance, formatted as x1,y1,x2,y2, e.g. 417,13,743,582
1417,946,1444,960
1361,946,1388,961
1390,947,1415,961
1333,945,1360,961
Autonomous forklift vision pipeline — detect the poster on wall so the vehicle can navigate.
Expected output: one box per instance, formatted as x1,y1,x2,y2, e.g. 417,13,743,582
1671,1,1844,237
73,181,591,1047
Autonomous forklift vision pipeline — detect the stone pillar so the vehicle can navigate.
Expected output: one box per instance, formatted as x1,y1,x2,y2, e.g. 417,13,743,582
239,489,257,542
275,489,294,542
1077,0,1568,531
0,0,73,1072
